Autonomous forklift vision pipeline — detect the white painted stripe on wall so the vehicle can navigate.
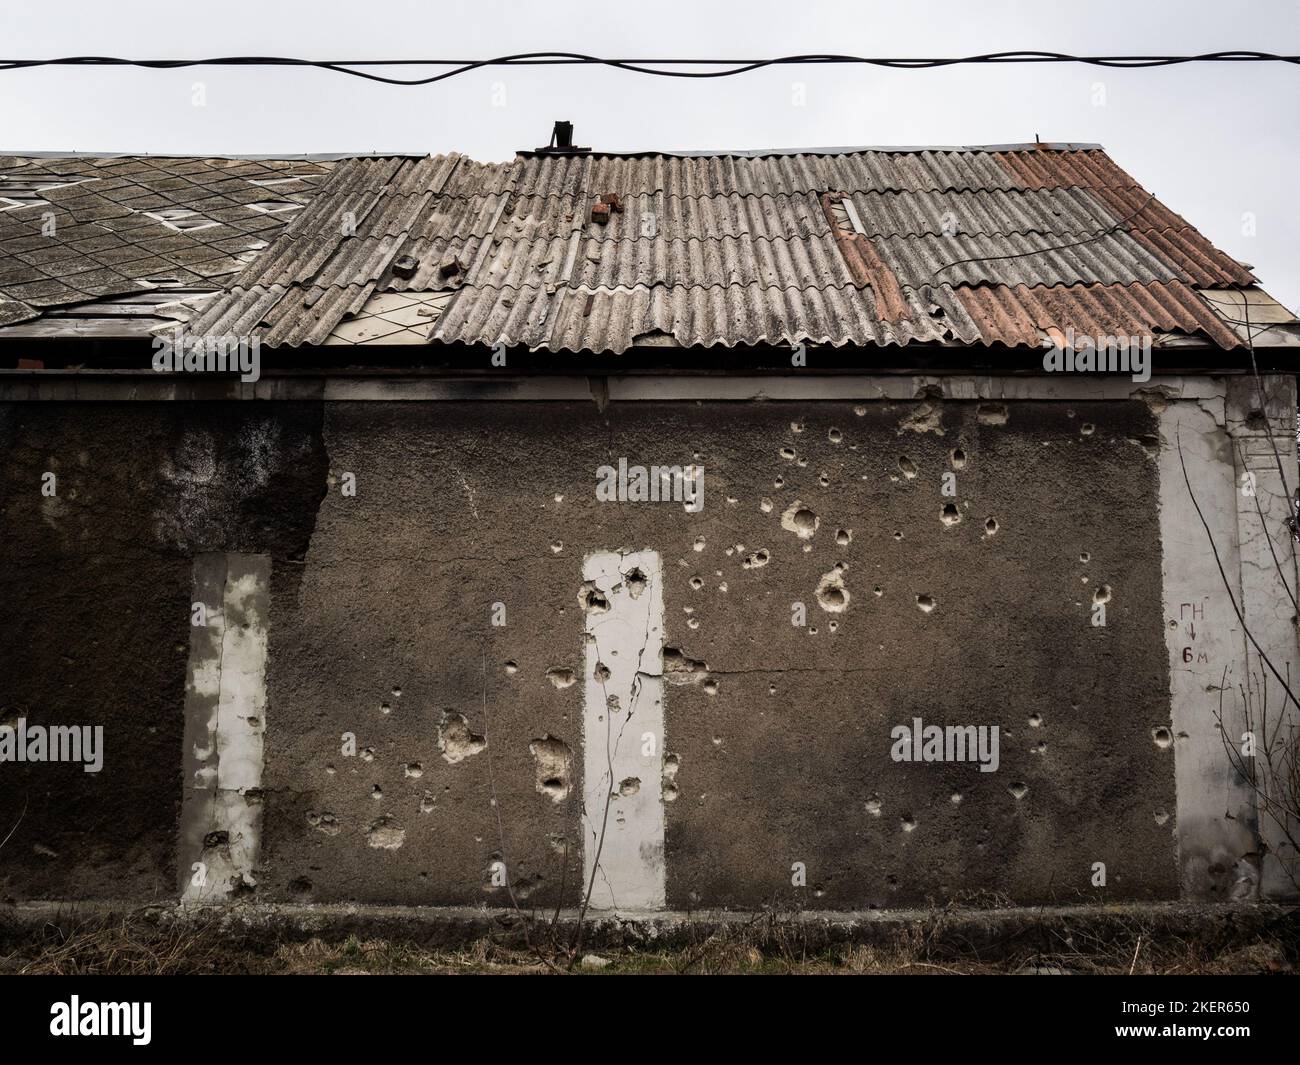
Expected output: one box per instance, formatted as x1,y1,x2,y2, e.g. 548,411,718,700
180,553,270,903
1156,401,1257,899
581,550,666,912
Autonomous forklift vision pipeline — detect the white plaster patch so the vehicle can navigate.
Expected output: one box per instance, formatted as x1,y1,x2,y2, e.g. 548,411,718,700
581,550,666,912
180,553,270,903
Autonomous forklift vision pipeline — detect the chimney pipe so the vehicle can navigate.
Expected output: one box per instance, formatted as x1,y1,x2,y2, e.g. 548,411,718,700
533,120,591,155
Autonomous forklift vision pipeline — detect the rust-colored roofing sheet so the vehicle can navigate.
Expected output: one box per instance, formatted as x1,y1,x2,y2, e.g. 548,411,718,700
954,280,1243,351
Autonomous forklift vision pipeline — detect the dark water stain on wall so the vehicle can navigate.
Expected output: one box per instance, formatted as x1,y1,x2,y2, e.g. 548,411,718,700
0,402,326,901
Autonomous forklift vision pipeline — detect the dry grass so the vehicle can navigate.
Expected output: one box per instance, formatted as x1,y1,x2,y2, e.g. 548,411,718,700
0,910,1293,975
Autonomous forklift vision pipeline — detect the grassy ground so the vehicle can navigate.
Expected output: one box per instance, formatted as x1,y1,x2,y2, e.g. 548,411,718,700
0,916,1295,975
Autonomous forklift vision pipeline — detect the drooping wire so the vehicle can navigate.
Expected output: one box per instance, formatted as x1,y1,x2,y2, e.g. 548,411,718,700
0,50,1298,86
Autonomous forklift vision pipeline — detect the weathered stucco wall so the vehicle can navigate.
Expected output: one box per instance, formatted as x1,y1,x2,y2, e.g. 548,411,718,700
1,375,1295,911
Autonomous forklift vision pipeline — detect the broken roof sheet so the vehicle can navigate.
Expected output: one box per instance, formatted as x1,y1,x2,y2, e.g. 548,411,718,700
0,155,333,335
0,145,1288,353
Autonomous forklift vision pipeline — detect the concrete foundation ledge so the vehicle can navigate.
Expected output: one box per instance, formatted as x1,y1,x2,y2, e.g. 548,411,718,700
2,900,1296,960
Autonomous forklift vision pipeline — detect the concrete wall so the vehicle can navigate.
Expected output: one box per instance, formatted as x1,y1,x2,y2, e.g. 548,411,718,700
1,373,1295,912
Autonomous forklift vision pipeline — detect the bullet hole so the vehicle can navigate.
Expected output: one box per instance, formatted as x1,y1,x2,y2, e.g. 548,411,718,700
366,816,405,850
703,678,719,696
836,528,852,545
718,581,728,593
1028,713,1043,727
916,594,936,613
371,785,383,800
809,626,818,635
791,421,804,433
873,585,883,597
663,646,708,683
689,576,704,590
1154,810,1170,826
203,830,229,850
420,792,436,813
1093,584,1112,605
594,661,611,682
618,776,641,797
392,686,402,698
404,762,423,778
1152,726,1173,749
307,811,341,836
1030,741,1046,755
900,398,944,434
551,541,564,554
687,617,700,629
288,876,313,899
760,497,773,513
781,501,820,539
950,792,963,805
504,660,518,674
1080,422,1095,436
864,795,882,816
950,447,966,469
829,427,843,443
819,472,830,487
624,567,647,598
662,754,681,802
578,583,609,613
901,815,917,833
1132,433,1160,456
1008,781,1028,800
854,406,866,416
360,746,375,762
529,735,573,802
693,535,706,552
768,683,777,695
898,455,917,479
546,667,576,689
780,446,796,460
743,548,770,569
380,702,391,716
774,475,785,489
893,531,904,541
1080,551,1090,563
438,712,487,763
941,503,961,526
325,763,336,775
816,570,850,613
984,517,998,535
977,403,1008,426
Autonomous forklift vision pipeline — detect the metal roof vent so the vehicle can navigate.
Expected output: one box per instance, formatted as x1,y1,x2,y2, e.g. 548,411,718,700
534,120,590,155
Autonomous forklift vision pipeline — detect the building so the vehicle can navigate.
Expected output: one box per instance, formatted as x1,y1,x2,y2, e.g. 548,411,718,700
1,129,1297,915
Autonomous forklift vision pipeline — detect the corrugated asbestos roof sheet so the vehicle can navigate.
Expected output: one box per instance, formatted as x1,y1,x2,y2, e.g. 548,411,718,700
1,146,1283,352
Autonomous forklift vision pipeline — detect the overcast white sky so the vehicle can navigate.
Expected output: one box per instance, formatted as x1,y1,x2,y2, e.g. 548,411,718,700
3,0,1298,307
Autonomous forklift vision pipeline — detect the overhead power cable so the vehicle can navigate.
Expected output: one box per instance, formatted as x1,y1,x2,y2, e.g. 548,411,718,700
0,51,1298,86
